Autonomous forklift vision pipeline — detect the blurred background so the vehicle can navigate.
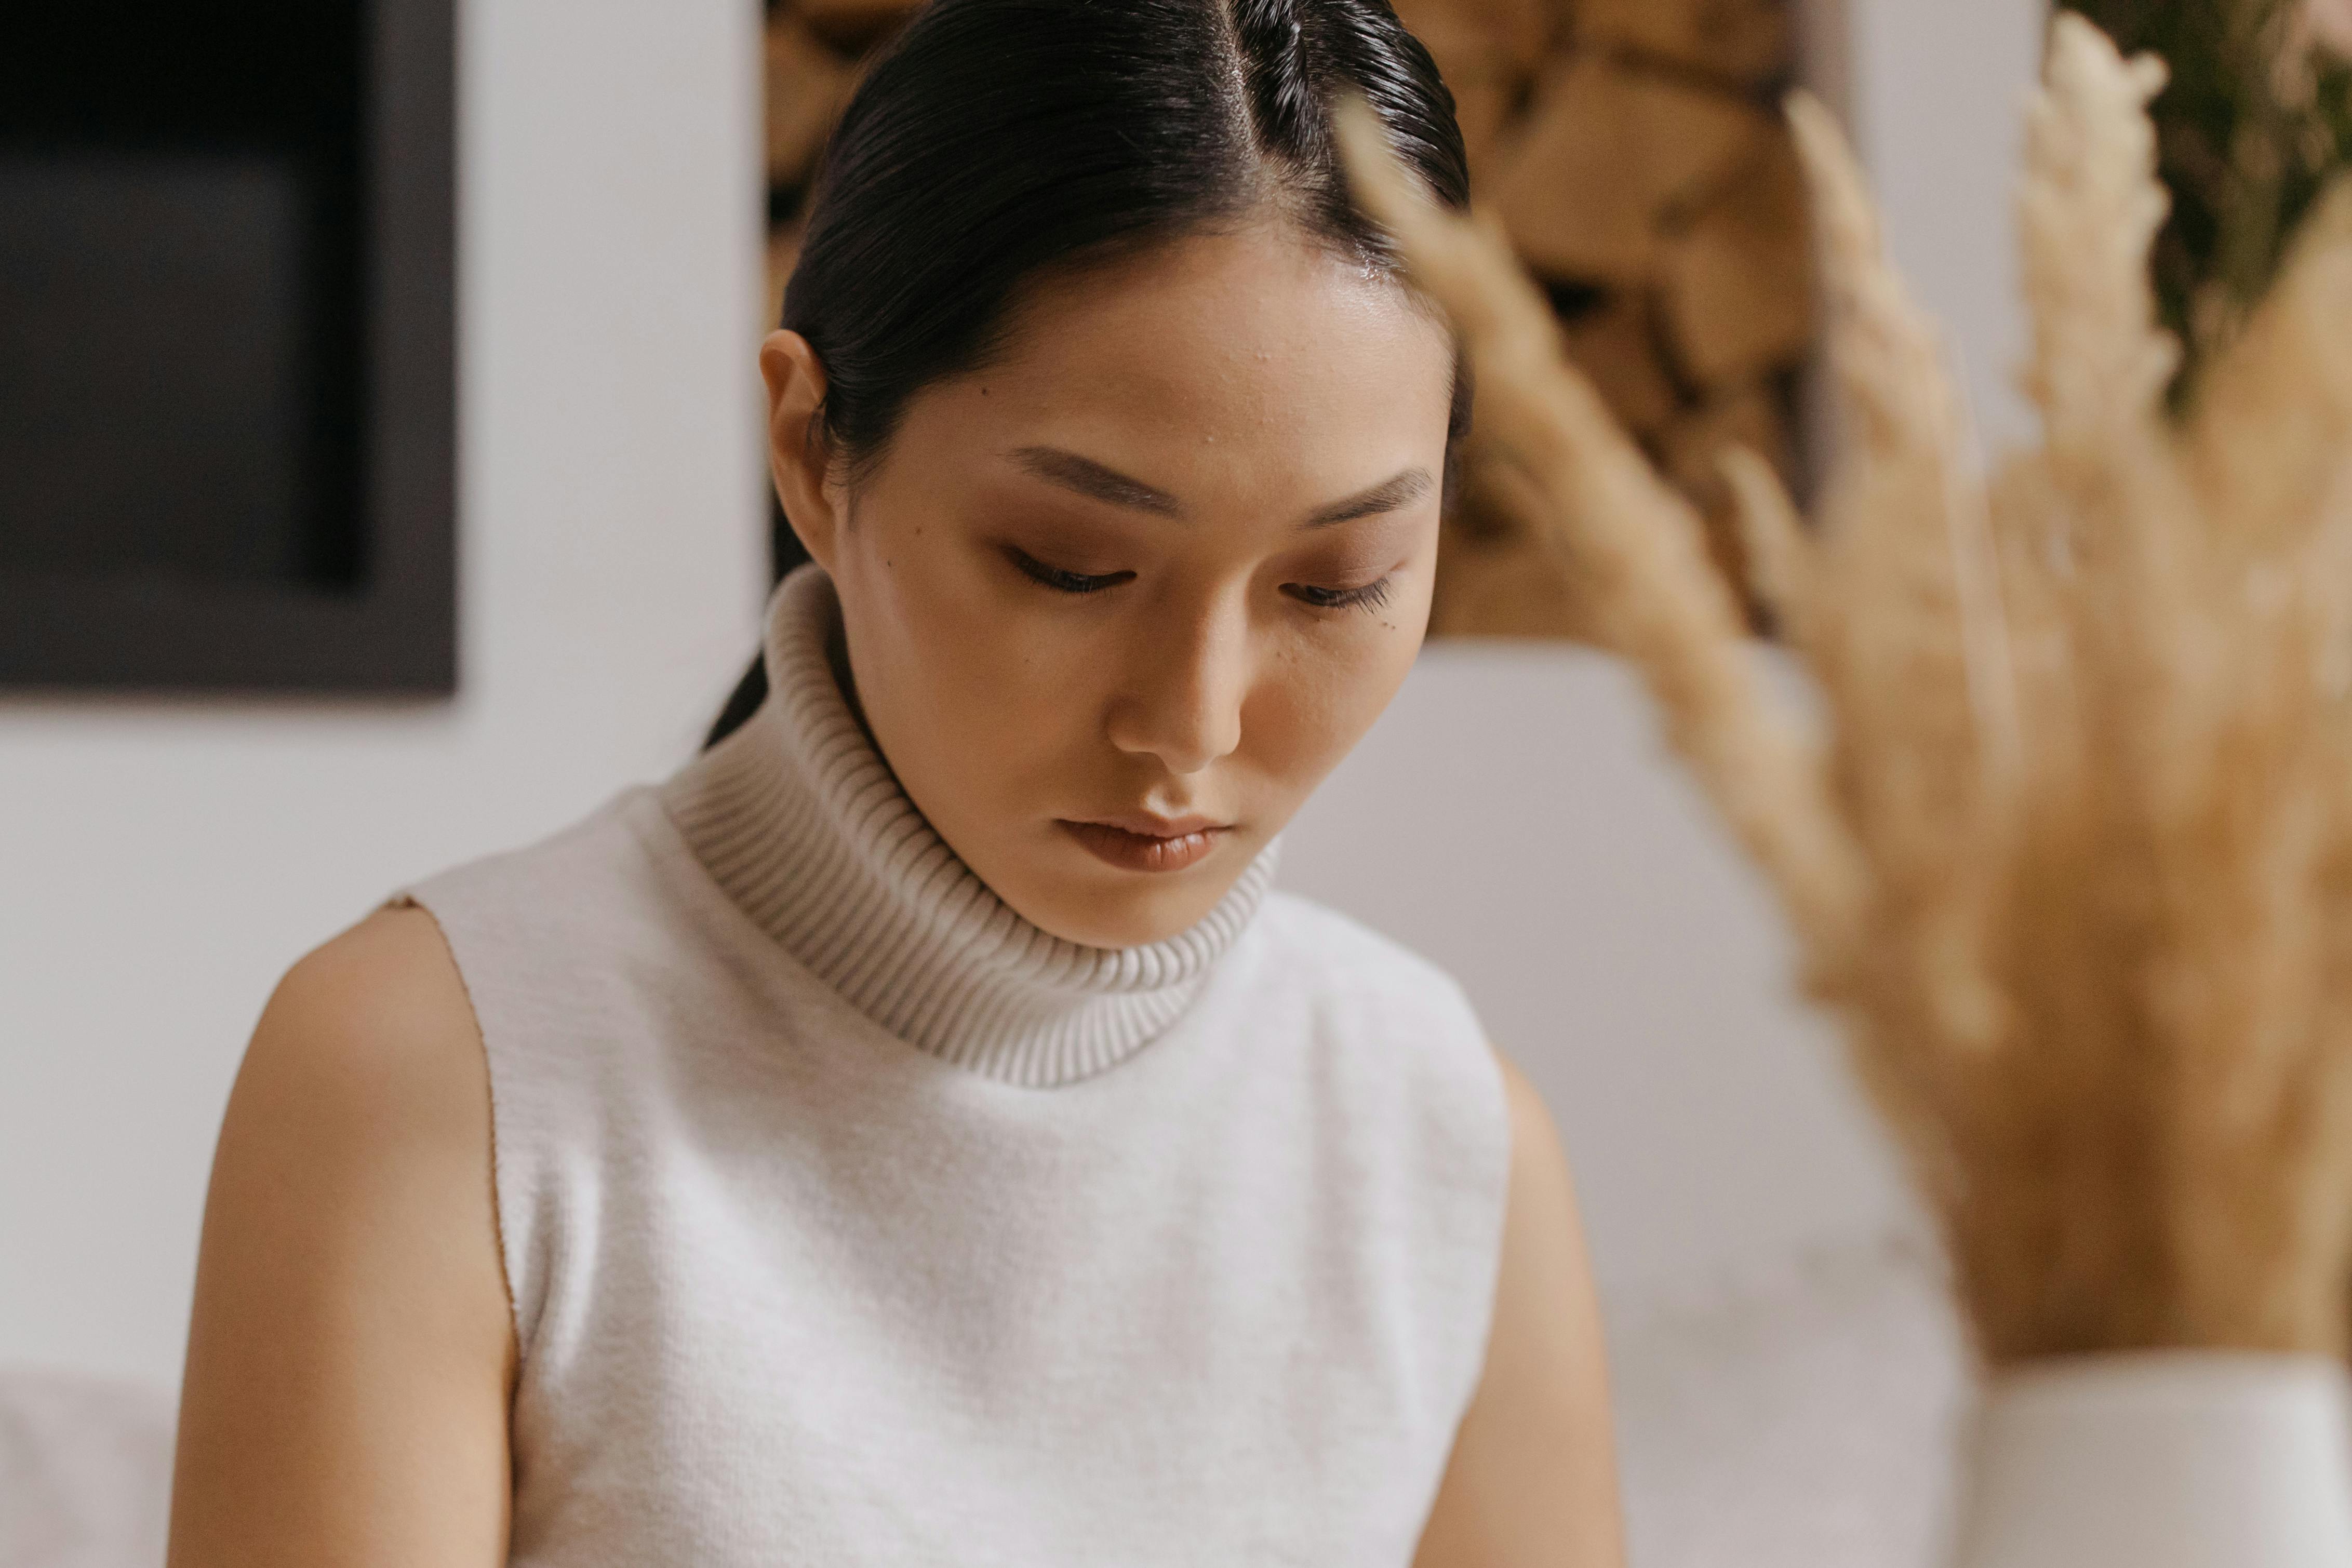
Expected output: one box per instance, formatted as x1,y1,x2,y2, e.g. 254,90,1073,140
0,0,2257,1562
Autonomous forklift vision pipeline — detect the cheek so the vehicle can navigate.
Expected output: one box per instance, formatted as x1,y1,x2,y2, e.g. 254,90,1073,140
1244,621,1422,809
863,537,1101,784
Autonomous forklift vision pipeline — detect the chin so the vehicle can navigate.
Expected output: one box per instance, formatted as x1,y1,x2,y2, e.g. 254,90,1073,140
1018,868,1234,951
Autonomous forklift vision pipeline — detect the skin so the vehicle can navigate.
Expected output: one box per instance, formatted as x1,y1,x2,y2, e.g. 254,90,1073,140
168,220,1623,1567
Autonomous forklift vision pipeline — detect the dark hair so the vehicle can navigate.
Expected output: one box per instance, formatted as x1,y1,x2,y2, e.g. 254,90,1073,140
705,0,1471,749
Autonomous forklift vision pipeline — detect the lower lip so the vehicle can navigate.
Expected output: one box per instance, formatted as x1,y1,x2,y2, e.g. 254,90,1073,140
1059,821,1227,874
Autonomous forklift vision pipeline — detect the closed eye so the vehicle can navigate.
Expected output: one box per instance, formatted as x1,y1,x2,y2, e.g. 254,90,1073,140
1284,578,1394,613
1007,547,1134,595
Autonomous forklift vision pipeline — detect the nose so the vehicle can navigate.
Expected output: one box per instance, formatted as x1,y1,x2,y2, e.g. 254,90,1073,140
1104,591,1250,776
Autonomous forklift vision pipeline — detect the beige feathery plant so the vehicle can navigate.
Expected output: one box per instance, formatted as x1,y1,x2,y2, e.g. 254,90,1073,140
1340,11,2352,1363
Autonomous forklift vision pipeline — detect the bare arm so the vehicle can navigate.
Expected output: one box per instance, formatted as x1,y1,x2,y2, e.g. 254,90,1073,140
167,904,515,1566
1414,1050,1625,1568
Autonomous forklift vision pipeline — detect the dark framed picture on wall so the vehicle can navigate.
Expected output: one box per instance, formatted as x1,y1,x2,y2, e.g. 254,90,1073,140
0,0,457,695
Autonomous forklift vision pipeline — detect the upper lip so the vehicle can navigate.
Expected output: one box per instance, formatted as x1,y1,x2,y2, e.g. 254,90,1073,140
1065,812,1230,839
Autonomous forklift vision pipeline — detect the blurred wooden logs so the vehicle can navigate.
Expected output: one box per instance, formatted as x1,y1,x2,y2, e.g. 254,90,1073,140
1429,527,1594,637
762,0,901,331
1657,128,1812,386
1449,77,1521,187
1661,382,1794,513
765,13,854,189
1578,0,1793,85
793,0,923,52
1660,380,1792,590
1493,56,1768,285
1421,0,1811,640
1393,0,1551,186
1560,293,1679,434
1428,447,1589,636
1394,0,1552,73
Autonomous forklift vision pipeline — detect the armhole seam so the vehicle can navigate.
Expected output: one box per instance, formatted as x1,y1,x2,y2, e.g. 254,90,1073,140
380,891,528,1378
1450,1033,1518,1442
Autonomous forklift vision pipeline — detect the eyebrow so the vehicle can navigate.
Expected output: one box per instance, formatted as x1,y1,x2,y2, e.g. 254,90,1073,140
1300,467,1435,528
1011,446,1181,516
1009,445,1436,529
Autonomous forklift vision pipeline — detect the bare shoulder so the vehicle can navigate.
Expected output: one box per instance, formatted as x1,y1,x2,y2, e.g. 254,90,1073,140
169,903,514,1566
1484,1047,1591,1369
243,902,484,1115
211,901,499,1234
1493,1049,1564,1183
1413,1045,1624,1568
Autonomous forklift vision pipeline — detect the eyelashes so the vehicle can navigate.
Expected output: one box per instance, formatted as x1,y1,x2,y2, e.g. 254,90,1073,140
1005,547,1394,615
1007,549,1133,595
1282,578,1394,613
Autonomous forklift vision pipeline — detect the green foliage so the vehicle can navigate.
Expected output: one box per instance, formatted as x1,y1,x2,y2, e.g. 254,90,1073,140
2060,0,2352,393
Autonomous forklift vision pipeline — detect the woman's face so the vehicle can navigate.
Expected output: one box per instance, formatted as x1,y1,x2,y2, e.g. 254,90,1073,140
764,222,1455,949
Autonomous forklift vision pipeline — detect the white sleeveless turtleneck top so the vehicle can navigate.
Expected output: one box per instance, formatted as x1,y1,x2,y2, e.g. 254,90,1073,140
393,566,1510,1566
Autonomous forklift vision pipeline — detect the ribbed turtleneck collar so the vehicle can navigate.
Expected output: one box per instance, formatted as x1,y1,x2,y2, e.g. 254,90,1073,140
658,565,1278,1088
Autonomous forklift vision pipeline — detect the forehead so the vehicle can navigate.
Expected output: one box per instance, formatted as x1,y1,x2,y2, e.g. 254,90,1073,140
910,222,1455,493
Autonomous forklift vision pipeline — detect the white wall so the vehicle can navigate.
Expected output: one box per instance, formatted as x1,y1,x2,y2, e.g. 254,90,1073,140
0,0,767,1389
1810,0,2051,450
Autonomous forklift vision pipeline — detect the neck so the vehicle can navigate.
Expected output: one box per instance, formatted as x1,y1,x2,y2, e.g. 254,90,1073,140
659,566,1278,1088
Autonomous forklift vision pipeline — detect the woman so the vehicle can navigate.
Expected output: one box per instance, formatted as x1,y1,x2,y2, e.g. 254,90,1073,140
167,1,1622,1561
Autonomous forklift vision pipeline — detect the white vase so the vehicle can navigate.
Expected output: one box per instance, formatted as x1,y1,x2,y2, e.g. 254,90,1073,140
1955,1350,2352,1568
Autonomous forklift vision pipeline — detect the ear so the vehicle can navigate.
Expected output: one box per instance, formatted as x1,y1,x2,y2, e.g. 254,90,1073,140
759,330,845,571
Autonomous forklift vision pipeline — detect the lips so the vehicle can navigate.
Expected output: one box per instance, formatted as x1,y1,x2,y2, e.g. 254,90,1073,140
1076,811,1225,838
1058,814,1231,874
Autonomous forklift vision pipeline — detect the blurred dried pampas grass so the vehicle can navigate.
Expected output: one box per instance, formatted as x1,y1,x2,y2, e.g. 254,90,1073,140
1340,12,2352,1363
